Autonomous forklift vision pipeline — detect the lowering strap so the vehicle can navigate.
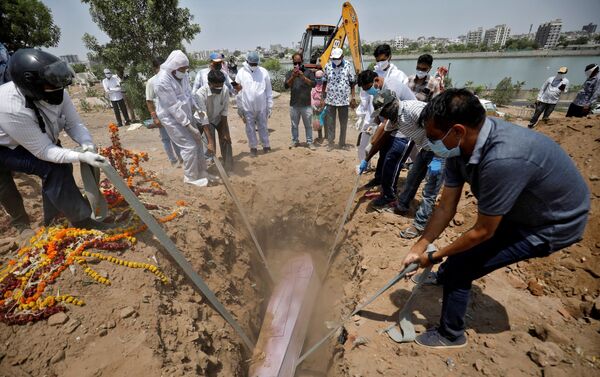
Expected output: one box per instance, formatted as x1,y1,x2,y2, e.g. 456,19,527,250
99,162,255,351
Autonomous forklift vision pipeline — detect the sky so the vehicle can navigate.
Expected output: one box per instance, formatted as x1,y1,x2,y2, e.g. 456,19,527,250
43,0,600,59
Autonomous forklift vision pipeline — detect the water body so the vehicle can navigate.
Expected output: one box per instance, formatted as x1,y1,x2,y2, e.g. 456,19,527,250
283,55,599,89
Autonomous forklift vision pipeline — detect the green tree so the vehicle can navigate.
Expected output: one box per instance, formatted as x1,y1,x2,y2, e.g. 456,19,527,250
0,0,60,49
82,0,200,119
491,77,515,106
72,63,87,73
262,58,281,71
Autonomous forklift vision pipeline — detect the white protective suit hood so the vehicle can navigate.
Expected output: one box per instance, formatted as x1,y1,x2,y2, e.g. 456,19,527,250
161,50,189,72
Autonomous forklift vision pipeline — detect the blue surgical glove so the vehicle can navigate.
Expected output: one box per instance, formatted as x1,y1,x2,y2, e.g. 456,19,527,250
358,159,368,175
428,157,442,174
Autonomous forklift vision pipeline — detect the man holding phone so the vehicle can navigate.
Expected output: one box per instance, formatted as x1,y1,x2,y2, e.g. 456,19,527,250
285,53,316,150
528,67,569,128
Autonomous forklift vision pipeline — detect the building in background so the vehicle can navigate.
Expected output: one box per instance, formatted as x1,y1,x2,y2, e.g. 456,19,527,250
582,23,597,33
60,55,80,63
466,27,483,45
483,24,511,47
535,19,563,49
394,35,405,49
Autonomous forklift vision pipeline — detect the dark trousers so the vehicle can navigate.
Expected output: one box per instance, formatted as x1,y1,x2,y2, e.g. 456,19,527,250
565,103,588,118
111,99,131,127
374,137,414,200
0,146,91,225
325,105,349,147
0,164,29,227
436,223,551,340
397,148,435,210
209,121,234,172
528,101,556,127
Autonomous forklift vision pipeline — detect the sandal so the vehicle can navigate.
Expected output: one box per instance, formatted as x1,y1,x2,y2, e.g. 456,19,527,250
399,225,422,239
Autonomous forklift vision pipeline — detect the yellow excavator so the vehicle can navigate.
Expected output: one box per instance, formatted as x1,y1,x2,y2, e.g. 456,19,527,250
299,2,363,74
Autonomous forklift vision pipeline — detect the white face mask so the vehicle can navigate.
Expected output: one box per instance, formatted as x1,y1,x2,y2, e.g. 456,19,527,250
585,66,597,78
105,73,112,79
416,70,428,79
332,59,342,66
375,60,390,71
174,70,186,79
249,65,258,72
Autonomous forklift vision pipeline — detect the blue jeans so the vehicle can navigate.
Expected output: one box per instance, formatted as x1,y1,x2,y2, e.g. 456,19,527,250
374,137,413,200
290,106,313,144
397,149,435,210
436,222,551,340
159,126,182,163
414,159,445,231
0,145,91,225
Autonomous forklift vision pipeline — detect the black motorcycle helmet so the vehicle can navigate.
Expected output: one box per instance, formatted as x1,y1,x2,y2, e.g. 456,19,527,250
8,48,74,102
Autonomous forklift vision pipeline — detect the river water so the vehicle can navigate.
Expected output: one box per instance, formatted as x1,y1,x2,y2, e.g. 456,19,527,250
283,55,599,89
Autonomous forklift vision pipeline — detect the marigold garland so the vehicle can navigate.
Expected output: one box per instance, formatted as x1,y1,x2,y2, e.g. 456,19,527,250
0,123,186,325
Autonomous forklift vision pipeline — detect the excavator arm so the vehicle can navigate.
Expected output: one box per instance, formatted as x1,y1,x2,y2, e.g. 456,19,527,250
319,2,363,74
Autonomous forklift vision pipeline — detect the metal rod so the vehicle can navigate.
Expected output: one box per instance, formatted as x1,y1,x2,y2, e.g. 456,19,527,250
100,163,255,351
325,173,361,270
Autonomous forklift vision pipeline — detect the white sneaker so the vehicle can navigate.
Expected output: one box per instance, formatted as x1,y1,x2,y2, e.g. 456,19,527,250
183,176,208,187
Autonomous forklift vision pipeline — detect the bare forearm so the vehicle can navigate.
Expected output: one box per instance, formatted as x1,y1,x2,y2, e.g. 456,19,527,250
435,225,494,260
146,100,156,115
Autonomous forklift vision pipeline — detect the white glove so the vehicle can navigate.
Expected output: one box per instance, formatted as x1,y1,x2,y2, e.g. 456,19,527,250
79,151,106,167
267,108,272,118
184,122,202,137
81,143,97,153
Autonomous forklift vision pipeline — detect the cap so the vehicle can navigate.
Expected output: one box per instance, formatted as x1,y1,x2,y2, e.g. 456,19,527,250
558,66,568,74
247,51,260,64
371,89,398,118
331,47,343,59
103,68,111,74
209,52,223,62
315,70,324,78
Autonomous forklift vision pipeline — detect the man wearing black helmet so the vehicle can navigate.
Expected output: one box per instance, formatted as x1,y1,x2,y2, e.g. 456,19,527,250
0,48,111,231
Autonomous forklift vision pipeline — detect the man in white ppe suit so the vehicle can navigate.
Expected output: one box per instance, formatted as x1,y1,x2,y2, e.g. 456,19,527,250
153,50,214,187
0,49,111,230
235,51,273,156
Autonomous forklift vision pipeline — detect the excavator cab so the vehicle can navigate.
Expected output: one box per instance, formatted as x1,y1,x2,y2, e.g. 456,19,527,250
297,2,362,74
300,25,337,66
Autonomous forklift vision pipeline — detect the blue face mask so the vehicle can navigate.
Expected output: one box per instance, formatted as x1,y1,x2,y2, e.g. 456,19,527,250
428,128,462,158
366,86,379,96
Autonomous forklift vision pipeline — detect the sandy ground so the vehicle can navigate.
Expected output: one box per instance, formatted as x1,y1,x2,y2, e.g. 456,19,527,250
0,88,599,377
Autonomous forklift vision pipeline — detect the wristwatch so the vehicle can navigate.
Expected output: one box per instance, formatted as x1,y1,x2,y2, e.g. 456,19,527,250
427,250,441,264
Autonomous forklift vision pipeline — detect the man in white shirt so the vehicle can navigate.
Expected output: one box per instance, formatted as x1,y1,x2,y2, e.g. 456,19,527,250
102,68,131,127
194,70,234,172
192,52,235,94
322,47,357,151
528,66,569,128
373,44,409,86
235,51,273,156
355,69,415,167
0,49,110,230
146,56,183,167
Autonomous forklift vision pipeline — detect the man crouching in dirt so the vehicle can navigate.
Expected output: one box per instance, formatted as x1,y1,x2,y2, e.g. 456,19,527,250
0,49,112,231
402,88,590,349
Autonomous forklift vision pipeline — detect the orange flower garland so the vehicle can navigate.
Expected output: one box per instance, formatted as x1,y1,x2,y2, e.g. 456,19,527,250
0,123,186,325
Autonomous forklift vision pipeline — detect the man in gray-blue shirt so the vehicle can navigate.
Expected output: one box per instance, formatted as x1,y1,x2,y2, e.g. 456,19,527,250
402,89,590,349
